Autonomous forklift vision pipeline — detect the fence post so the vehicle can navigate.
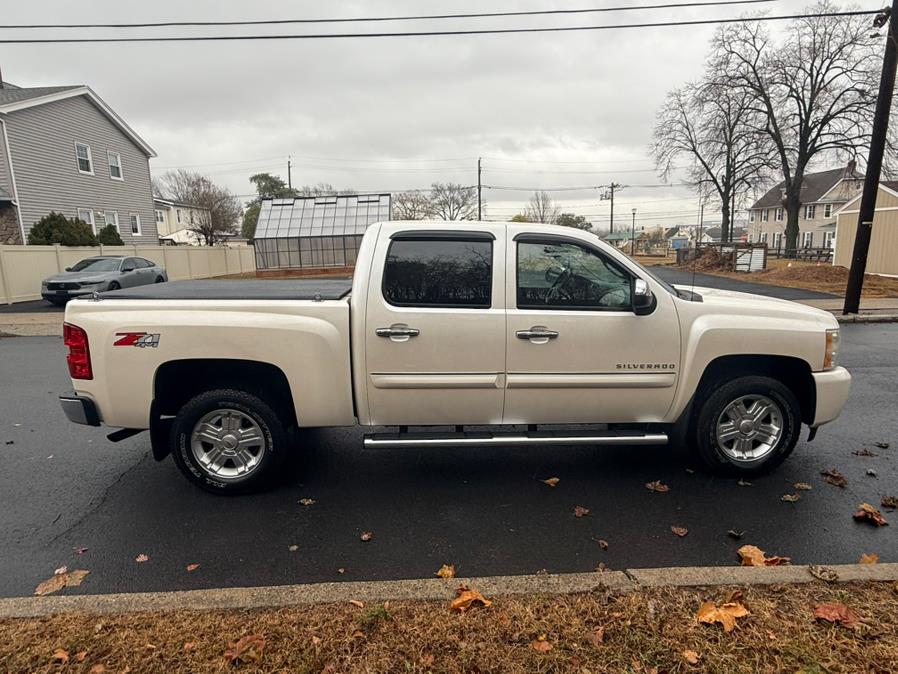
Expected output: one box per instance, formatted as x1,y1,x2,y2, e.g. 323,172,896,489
186,248,193,279
0,247,11,304
54,244,62,273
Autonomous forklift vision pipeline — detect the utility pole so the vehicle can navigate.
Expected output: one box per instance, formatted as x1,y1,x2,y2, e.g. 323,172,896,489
287,156,292,190
698,199,705,249
630,208,637,256
601,182,623,233
844,2,897,314
477,157,482,221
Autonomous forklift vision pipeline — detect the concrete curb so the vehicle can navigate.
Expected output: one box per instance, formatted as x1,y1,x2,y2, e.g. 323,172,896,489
836,313,898,324
2,563,897,619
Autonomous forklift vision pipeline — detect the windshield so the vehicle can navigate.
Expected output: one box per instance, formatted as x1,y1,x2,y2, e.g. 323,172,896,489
69,258,121,272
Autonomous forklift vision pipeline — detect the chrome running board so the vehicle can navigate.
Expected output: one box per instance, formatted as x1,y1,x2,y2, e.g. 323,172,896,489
363,429,668,450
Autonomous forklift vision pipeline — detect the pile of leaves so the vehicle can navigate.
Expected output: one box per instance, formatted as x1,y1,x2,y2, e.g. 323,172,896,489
678,247,736,272
3,582,897,673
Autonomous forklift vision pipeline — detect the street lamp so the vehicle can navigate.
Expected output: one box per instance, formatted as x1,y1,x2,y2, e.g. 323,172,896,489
631,208,637,256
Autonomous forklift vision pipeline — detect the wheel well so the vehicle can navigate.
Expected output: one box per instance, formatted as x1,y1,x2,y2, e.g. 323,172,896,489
694,355,816,425
153,359,297,427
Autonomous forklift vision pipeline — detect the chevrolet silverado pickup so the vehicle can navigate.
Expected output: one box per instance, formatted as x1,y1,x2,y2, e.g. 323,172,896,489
59,221,851,493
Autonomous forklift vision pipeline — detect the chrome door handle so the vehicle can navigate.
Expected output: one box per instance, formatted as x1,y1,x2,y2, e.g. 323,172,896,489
516,328,559,340
376,327,420,338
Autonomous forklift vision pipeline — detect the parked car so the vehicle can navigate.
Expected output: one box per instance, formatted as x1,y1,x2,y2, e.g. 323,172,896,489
41,256,167,305
58,221,850,494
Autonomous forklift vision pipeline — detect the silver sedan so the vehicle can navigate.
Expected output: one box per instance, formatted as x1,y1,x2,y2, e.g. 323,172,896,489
41,255,167,305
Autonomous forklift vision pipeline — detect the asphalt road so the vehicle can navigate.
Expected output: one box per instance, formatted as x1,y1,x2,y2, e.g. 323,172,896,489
0,326,895,598
650,266,838,300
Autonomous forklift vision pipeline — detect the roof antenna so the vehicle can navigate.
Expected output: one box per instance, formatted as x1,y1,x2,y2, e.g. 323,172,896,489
0,64,4,89
691,196,704,296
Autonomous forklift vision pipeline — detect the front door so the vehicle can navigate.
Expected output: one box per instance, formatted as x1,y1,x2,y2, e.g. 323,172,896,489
503,228,680,424
364,226,506,426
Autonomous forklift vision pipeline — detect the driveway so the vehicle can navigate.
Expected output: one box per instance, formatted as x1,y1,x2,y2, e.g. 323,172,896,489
0,326,894,597
650,265,838,300
0,300,63,314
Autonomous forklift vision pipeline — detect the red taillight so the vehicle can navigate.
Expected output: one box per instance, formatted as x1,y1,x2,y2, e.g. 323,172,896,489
64,322,92,380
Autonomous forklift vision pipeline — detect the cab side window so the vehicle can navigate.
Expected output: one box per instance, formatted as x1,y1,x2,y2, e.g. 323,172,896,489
383,237,492,308
517,241,632,310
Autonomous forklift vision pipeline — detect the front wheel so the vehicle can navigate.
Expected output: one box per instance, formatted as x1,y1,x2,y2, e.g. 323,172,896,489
693,376,801,477
170,388,287,494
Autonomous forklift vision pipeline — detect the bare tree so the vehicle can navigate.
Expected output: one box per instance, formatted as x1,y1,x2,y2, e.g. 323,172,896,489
296,182,355,196
428,182,479,220
155,169,242,245
392,191,432,220
713,2,879,251
652,79,772,242
525,191,560,224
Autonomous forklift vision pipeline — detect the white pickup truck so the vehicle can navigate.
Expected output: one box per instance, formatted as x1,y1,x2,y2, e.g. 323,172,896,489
60,221,850,493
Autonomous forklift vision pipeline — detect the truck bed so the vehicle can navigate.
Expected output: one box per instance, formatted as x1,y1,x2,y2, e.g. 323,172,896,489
99,279,353,301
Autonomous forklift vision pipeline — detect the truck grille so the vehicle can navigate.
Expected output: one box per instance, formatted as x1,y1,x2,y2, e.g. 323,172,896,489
48,282,80,290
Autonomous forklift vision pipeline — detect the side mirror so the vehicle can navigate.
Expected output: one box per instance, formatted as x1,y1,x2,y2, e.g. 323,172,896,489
633,278,655,316
122,266,135,273
64,267,71,272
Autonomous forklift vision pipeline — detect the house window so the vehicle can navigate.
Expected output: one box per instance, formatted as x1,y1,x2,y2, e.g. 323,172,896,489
155,210,164,224
129,213,141,236
775,208,784,221
176,209,182,224
107,152,123,180
824,231,835,248
76,208,95,232
773,232,783,249
804,204,816,219
749,211,755,223
824,203,833,218
762,209,770,222
105,211,119,232
75,143,93,174
760,232,768,243
803,231,813,248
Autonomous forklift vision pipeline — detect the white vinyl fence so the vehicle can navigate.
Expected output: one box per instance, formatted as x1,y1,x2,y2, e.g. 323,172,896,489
0,244,256,304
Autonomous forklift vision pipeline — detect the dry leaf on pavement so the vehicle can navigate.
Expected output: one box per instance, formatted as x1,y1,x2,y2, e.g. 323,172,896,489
882,496,898,509
530,636,552,652
781,494,801,503
874,441,890,449
671,526,689,537
596,538,609,550
451,586,492,612
224,634,266,665
738,545,791,567
697,600,750,632
186,563,200,572
435,564,456,579
866,469,878,477
737,478,752,487
360,531,373,542
34,568,90,596
54,565,68,575
298,498,316,506
794,482,813,490
808,565,839,582
337,567,346,574
348,600,364,608
814,603,860,629
288,545,298,552
135,554,149,563
727,529,744,540
541,477,560,487
853,448,878,457
645,480,669,493
683,649,700,665
854,503,889,526
573,505,590,517
859,553,879,564
821,469,847,488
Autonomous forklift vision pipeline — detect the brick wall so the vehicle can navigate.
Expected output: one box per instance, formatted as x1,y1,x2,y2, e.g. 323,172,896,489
0,204,22,245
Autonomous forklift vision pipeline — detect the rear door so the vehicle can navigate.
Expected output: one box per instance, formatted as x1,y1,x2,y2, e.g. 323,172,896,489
364,226,506,426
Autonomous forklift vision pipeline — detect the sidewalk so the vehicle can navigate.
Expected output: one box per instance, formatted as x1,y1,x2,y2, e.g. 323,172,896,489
798,297,898,323
0,310,63,336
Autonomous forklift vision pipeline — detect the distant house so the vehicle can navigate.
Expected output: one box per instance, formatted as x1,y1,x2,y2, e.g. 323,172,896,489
747,162,863,250
832,181,898,276
153,198,211,246
0,79,157,245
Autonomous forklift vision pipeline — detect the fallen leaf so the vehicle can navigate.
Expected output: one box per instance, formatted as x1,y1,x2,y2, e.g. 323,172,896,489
808,565,839,582
854,503,889,527
588,626,605,646
135,554,149,563
74,547,88,555
420,654,435,666
299,498,316,506
348,599,364,608
186,563,200,572
530,637,552,653
727,529,744,540
52,649,69,664
874,441,890,449
882,496,898,509
573,505,590,517
781,493,801,503
683,649,700,665
223,634,266,665
288,545,299,552
697,600,750,632
541,477,560,487
351,629,366,639
360,531,373,542
853,448,878,457
821,469,847,488
671,525,689,537
337,567,346,574
794,482,813,491
435,564,456,579
738,545,790,567
311,636,322,646
595,562,608,573
859,553,879,564
34,569,90,596
54,565,68,575
75,651,88,663
66,570,89,587
597,539,609,550
685,468,696,474
814,603,860,629
451,587,492,612
737,478,752,487
866,469,878,477
645,480,669,493
183,642,196,651
89,665,106,674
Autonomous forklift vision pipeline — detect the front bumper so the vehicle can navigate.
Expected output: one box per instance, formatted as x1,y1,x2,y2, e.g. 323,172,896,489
811,366,851,427
42,289,96,301
60,393,101,426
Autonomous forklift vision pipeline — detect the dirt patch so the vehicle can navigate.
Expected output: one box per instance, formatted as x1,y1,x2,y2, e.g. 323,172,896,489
2,581,896,673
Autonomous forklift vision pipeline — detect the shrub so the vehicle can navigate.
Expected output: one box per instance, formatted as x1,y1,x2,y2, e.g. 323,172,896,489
96,224,124,246
27,212,98,246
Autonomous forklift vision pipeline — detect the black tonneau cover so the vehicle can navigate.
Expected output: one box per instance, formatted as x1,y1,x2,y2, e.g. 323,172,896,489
98,279,352,301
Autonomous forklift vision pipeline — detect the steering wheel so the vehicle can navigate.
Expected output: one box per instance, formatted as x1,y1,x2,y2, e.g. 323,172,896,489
544,266,573,303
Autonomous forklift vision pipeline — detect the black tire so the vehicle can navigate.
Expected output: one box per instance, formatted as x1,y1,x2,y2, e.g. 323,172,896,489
693,375,801,477
108,281,120,291
170,388,287,494
155,276,165,283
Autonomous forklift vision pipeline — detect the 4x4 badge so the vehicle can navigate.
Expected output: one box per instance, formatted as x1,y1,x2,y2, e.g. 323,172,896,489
114,332,160,348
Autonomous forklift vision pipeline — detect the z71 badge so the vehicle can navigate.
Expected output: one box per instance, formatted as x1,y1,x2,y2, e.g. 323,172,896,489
114,332,160,348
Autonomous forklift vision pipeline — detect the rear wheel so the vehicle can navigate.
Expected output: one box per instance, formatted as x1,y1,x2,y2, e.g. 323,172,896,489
155,276,165,283
170,388,287,494
108,281,120,291
693,375,800,476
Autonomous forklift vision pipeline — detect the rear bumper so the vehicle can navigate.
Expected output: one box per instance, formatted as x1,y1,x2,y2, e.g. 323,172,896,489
59,393,101,426
811,366,851,427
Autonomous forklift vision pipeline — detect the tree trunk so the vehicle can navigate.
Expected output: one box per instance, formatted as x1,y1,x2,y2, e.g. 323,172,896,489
720,196,731,243
784,197,801,257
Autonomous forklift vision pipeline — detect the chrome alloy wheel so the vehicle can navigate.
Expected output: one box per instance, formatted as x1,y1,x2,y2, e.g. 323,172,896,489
190,408,266,480
715,394,784,462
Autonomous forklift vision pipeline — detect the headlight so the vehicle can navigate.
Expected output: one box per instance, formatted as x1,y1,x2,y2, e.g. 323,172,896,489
823,328,840,370
41,280,48,287
78,280,104,287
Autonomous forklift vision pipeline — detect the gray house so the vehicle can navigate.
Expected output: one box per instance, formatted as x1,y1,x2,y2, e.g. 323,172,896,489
0,80,157,245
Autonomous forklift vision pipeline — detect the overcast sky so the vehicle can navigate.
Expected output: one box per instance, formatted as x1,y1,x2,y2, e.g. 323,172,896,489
1,0,817,230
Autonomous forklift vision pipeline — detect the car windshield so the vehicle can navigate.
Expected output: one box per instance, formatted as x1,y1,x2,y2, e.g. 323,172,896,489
69,258,121,272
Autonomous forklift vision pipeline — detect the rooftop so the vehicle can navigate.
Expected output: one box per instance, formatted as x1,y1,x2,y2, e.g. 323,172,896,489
750,165,863,209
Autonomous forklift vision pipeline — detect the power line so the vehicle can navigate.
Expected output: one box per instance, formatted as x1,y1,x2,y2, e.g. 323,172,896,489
0,11,877,44
0,1,776,29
